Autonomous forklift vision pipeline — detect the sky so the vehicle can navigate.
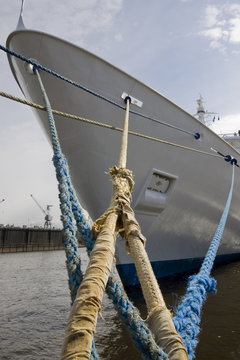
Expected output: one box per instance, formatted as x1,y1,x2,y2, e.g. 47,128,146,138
1,0,240,227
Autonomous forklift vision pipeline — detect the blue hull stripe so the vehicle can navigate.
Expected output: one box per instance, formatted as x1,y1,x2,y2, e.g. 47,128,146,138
116,253,240,287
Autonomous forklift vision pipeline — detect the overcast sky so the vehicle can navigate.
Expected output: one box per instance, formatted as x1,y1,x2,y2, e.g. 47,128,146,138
1,0,240,227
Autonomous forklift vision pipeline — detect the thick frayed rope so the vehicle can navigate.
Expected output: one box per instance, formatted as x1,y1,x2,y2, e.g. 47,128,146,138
36,69,167,359
72,196,168,359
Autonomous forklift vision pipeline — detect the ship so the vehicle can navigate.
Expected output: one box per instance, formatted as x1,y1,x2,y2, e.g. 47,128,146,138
5,26,240,286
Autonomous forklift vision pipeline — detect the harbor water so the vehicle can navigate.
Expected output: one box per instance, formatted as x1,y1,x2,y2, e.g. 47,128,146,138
0,249,240,360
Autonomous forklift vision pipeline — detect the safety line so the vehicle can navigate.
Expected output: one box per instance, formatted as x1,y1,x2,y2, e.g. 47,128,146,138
1,44,198,138
0,90,225,160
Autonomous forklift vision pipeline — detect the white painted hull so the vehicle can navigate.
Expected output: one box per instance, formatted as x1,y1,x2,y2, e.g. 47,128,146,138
7,30,240,285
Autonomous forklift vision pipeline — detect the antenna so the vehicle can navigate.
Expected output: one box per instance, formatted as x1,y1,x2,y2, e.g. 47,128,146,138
193,95,219,126
17,0,26,30
20,0,25,15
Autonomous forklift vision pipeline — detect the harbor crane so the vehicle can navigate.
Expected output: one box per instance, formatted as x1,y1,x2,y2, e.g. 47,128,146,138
30,194,53,228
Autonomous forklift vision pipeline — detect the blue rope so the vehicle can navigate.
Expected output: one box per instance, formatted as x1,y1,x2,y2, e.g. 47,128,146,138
36,70,83,304
0,44,199,138
173,164,235,359
106,275,168,360
36,70,99,360
67,184,95,255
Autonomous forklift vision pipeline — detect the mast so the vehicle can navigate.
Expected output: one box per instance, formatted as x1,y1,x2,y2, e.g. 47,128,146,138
194,95,219,126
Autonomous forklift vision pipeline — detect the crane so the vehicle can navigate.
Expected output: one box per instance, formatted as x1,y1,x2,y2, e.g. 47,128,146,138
30,194,53,228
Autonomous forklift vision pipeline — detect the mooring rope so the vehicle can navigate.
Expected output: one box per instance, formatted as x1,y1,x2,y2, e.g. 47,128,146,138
74,209,169,360
70,197,169,360
0,90,231,162
36,70,83,304
35,69,99,359
1,44,199,138
106,273,168,360
173,164,235,359
34,68,168,359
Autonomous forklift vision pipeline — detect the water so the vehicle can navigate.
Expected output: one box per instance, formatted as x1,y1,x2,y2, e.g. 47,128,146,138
0,250,240,360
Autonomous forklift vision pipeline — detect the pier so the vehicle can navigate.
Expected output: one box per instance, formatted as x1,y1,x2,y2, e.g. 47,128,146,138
0,225,64,253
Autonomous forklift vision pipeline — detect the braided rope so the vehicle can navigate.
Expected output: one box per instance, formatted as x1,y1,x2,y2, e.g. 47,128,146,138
106,273,168,360
36,71,83,304
0,90,224,160
1,44,199,138
36,70,99,359
173,164,235,359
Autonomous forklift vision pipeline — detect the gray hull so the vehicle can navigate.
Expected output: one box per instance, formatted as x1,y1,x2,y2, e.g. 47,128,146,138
7,30,240,285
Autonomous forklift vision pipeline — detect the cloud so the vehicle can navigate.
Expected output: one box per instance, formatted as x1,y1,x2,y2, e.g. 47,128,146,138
200,3,240,52
22,0,123,47
203,5,222,28
229,18,240,43
200,27,228,52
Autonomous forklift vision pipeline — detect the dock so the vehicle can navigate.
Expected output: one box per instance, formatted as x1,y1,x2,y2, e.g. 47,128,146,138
0,225,64,253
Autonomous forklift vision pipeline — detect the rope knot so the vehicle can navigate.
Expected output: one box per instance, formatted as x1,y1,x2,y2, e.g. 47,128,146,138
109,166,134,193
